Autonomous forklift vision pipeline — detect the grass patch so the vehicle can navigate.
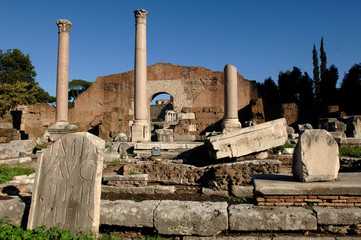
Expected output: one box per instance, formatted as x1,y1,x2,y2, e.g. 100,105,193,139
0,164,35,184
0,221,117,239
281,142,295,149
128,170,139,175
33,144,47,153
339,146,361,158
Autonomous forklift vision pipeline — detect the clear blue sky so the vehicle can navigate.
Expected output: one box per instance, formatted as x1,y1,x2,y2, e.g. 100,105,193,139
1,0,360,98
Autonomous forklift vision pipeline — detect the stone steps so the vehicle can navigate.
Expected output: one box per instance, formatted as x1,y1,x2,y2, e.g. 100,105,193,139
1,198,361,236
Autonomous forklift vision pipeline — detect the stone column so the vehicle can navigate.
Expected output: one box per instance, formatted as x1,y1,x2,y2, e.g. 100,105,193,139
131,9,151,142
47,19,77,142
222,64,241,132
55,19,71,125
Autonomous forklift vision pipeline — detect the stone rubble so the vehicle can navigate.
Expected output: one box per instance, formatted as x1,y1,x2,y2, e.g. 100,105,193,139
205,118,288,159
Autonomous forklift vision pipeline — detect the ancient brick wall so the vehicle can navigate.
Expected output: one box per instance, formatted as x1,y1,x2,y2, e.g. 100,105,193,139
69,63,258,139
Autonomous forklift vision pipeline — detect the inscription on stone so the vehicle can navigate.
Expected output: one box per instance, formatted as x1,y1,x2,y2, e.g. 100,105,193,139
27,132,104,234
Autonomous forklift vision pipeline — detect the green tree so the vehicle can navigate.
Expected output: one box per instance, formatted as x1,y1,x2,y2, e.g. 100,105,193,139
340,63,361,115
68,79,92,103
257,77,280,104
0,49,40,116
312,44,320,102
320,37,327,83
0,82,38,116
0,49,37,85
320,64,339,105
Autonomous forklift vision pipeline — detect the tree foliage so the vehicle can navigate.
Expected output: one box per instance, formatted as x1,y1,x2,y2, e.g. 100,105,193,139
312,44,320,102
278,67,314,106
0,82,38,116
0,49,55,116
257,77,280,104
68,79,92,103
340,63,361,115
320,37,327,82
320,64,339,105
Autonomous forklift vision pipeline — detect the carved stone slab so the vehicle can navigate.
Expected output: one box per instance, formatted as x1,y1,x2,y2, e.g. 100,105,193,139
205,118,288,159
27,132,104,234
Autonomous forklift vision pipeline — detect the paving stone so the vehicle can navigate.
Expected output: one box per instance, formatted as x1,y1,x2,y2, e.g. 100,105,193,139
315,207,361,225
100,200,160,228
0,197,26,226
154,200,228,236
228,204,317,231
27,132,104,235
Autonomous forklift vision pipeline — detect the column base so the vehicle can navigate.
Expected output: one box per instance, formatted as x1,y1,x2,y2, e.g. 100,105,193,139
131,120,151,142
222,119,242,133
47,123,78,142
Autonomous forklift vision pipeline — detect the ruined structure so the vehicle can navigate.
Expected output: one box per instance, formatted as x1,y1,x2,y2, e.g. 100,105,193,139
68,63,258,140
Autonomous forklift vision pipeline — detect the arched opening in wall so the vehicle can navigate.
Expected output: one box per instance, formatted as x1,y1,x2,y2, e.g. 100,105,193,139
150,93,175,123
88,124,100,136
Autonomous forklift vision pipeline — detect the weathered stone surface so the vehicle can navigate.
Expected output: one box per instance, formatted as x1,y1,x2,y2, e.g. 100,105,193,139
103,174,148,182
293,129,339,182
100,200,160,228
315,207,361,225
298,123,313,134
205,118,287,159
228,205,317,231
0,140,36,160
340,115,361,138
154,200,228,236
28,132,104,234
102,185,175,194
230,185,254,198
0,197,26,226
254,172,361,196
155,129,173,142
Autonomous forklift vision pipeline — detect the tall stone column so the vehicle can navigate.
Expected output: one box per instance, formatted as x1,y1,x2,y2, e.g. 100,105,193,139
131,9,151,142
222,64,242,132
55,19,71,125
47,19,77,142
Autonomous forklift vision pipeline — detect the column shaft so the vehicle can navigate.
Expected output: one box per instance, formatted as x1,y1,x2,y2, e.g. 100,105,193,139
222,64,241,132
134,20,147,121
55,19,72,125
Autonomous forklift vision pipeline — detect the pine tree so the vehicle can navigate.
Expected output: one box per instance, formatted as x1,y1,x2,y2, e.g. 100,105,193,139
320,37,327,83
312,45,320,102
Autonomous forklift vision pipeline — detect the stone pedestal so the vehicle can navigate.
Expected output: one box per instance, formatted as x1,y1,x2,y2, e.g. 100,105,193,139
131,9,150,142
131,120,151,143
47,123,78,142
222,64,241,132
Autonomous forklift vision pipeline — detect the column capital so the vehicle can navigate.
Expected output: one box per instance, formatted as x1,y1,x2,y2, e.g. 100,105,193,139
56,19,72,33
134,9,148,24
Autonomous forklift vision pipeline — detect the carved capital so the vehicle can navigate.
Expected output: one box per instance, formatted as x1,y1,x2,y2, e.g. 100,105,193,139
134,9,148,24
56,19,72,33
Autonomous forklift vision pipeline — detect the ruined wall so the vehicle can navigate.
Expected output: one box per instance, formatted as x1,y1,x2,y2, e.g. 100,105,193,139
69,63,258,139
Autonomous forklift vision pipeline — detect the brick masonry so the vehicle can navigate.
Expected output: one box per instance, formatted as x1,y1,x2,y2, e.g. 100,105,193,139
256,195,361,207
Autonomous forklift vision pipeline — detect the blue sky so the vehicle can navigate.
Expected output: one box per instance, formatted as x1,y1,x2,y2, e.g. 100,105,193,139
1,0,360,98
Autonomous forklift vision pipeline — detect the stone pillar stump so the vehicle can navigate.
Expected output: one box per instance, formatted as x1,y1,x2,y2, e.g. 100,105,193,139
222,64,241,132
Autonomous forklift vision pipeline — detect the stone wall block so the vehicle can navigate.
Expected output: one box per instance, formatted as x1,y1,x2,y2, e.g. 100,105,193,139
315,207,361,225
292,129,339,182
154,200,228,236
0,198,26,226
100,200,160,228
228,205,317,231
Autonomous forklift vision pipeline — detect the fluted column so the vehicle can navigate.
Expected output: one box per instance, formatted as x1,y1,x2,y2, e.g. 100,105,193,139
55,19,71,125
131,9,151,142
222,64,241,132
